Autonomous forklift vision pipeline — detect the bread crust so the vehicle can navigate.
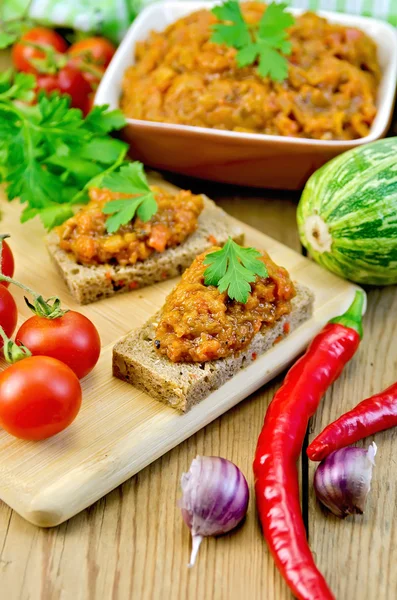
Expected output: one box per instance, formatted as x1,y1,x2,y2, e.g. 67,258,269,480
113,284,314,412
46,196,244,304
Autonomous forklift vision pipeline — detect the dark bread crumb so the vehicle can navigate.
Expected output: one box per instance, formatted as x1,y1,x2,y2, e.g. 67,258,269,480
113,284,314,412
46,196,244,305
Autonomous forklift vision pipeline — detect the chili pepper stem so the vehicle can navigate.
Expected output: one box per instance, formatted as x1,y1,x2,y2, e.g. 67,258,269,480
328,290,365,339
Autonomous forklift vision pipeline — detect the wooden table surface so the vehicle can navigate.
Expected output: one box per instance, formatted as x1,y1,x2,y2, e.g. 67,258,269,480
1,52,396,600
0,180,396,600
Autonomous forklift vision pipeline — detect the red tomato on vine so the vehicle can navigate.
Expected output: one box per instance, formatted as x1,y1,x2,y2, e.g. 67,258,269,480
0,356,82,440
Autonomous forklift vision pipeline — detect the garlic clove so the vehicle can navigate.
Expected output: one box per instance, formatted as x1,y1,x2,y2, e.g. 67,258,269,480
179,456,249,566
314,442,377,518
188,535,203,568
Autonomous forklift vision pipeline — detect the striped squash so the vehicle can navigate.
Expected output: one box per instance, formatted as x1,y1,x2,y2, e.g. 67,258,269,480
297,137,397,286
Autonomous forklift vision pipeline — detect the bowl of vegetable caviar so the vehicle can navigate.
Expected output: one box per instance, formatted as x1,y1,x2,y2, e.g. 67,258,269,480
96,1,397,189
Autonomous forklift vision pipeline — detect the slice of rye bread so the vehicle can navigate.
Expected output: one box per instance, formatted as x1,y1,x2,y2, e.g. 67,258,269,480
113,283,314,412
45,196,244,305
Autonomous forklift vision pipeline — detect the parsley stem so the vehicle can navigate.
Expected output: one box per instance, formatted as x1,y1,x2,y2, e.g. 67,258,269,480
71,148,127,205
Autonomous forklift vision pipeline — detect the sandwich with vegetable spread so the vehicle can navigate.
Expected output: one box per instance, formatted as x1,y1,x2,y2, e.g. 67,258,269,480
113,240,314,411
46,163,243,304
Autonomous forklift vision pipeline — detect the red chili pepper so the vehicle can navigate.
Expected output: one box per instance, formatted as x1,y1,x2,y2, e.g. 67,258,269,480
308,380,397,461
253,290,365,600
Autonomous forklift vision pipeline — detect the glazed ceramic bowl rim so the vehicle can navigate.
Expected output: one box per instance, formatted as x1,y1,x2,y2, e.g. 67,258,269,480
96,1,397,148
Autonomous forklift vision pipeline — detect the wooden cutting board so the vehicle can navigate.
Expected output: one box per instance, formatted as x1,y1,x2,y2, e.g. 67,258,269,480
0,180,362,527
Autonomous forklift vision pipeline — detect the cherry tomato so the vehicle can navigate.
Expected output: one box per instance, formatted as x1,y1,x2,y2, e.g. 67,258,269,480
0,356,81,440
12,27,68,74
57,66,92,113
35,74,60,95
0,287,17,349
82,91,96,115
16,311,101,379
67,56,105,88
1,240,14,286
69,37,116,69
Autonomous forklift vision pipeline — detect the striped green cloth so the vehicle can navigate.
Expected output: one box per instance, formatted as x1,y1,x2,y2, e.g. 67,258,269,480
3,0,396,43
288,0,397,26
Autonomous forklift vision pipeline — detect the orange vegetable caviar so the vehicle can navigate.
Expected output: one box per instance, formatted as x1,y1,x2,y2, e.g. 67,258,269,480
56,186,204,265
154,247,295,363
121,3,380,140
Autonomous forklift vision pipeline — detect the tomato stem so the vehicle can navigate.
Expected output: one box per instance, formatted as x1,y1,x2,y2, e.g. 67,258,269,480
22,41,67,75
0,273,68,319
328,290,365,339
0,272,40,298
0,326,31,364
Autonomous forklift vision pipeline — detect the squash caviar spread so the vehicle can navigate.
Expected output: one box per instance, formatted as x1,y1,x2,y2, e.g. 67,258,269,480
57,187,204,265
154,247,295,363
121,4,380,140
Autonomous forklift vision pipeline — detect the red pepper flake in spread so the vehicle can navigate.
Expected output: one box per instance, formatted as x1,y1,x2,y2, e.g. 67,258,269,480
252,352,257,361
274,335,283,345
56,186,204,266
129,281,139,289
161,271,168,279
208,235,218,245
121,7,380,141
283,322,290,334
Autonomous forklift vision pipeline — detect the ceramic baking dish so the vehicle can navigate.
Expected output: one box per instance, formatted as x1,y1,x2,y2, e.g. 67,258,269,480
95,2,397,189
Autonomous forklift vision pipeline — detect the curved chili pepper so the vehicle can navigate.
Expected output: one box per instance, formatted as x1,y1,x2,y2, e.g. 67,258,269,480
308,381,397,461
253,290,365,600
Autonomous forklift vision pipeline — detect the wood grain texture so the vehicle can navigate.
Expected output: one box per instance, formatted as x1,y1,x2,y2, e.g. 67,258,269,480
0,185,305,600
308,285,397,600
1,49,396,600
0,183,395,600
0,185,361,528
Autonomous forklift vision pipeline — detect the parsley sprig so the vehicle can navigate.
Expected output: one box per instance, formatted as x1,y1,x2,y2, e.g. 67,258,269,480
0,70,128,229
203,238,268,303
100,163,157,233
211,1,295,81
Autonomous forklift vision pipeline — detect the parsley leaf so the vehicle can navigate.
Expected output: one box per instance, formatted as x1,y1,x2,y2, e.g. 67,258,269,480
211,1,251,48
21,204,75,230
203,238,268,303
247,42,290,80
210,1,295,82
0,71,128,230
100,162,157,234
84,105,127,134
0,69,35,102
